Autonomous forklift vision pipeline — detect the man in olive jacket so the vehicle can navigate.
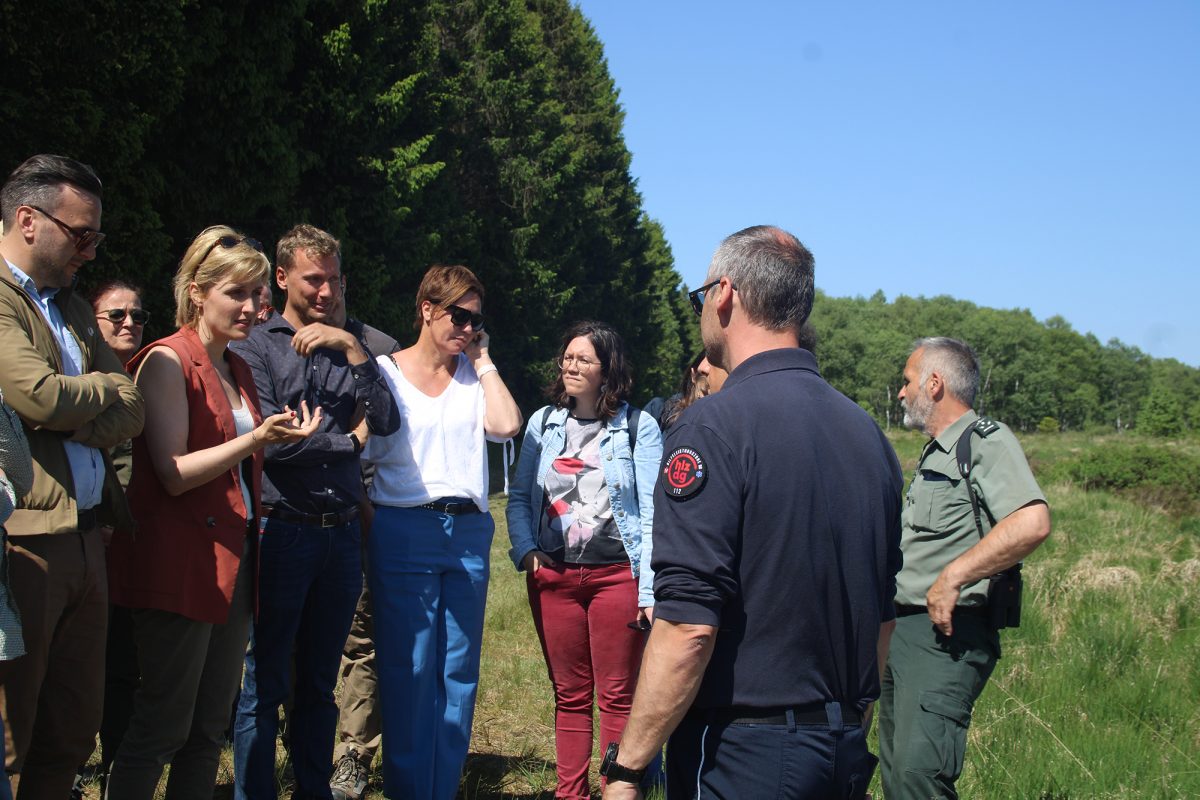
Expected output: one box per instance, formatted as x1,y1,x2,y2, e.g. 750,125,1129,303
0,154,144,799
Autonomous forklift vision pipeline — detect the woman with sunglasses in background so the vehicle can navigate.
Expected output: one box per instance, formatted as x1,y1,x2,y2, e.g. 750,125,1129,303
105,227,320,799
659,350,730,431
88,279,148,485
62,280,151,797
91,279,149,364
362,264,521,800
505,320,663,800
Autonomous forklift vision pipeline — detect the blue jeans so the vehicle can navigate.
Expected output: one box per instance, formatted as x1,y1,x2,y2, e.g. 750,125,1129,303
665,704,875,799
367,505,493,800
233,517,363,800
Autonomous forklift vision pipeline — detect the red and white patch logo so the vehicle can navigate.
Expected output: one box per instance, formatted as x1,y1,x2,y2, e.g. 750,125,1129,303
662,446,706,500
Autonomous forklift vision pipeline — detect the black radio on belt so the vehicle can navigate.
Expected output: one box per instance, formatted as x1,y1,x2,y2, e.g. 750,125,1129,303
988,565,1023,629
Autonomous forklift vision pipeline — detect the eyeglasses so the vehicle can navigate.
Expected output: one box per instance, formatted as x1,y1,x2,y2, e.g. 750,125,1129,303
688,279,725,316
97,308,150,326
199,235,264,263
559,355,599,371
28,205,105,252
445,304,485,330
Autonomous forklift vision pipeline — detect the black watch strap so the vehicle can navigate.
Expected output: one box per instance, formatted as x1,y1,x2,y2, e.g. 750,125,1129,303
600,742,645,784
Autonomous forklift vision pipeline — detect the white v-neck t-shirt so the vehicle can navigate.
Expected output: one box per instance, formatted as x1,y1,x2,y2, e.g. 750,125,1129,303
365,353,493,512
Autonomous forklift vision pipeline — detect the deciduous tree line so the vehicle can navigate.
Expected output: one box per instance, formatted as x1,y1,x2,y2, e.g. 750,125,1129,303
810,291,1199,435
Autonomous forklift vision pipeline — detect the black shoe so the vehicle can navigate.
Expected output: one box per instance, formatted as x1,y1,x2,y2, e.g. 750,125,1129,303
69,772,86,800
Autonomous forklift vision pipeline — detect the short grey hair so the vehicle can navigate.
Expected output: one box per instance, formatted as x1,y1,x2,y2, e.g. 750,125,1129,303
913,337,980,406
706,225,815,334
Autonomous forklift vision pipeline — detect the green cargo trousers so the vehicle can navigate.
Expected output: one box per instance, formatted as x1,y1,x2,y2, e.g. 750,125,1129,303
878,611,1000,799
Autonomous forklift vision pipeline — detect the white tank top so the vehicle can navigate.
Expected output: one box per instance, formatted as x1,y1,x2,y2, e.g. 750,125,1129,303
231,401,255,521
365,353,490,512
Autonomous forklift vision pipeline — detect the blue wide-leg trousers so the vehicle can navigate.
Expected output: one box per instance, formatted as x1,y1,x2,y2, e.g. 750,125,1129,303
367,505,493,800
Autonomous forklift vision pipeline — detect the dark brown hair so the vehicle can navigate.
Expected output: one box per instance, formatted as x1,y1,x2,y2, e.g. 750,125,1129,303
1,154,102,228
661,350,708,429
544,320,633,422
88,278,143,310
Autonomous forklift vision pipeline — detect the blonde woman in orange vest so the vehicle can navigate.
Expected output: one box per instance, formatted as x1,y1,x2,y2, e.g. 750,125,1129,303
106,226,320,800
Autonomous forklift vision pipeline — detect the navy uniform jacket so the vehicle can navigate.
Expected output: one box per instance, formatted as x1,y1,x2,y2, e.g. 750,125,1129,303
652,347,903,710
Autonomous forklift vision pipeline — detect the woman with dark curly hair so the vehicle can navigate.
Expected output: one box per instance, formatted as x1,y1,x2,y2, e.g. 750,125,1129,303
506,320,663,800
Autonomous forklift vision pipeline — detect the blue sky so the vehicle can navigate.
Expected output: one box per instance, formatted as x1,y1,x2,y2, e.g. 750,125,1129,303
573,1,1200,366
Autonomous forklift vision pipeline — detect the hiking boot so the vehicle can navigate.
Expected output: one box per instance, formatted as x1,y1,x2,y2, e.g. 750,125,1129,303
330,753,369,800
69,776,85,800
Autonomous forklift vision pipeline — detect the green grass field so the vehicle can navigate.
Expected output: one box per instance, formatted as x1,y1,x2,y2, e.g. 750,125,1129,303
78,432,1200,798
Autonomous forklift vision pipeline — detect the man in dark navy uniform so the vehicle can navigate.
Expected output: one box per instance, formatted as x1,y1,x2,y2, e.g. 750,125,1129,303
602,226,903,800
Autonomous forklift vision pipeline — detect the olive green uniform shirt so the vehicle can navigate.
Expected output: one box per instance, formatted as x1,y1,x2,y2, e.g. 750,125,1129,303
895,410,1045,607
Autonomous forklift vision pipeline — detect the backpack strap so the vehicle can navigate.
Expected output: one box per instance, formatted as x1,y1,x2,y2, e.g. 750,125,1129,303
627,405,641,455
955,416,1000,540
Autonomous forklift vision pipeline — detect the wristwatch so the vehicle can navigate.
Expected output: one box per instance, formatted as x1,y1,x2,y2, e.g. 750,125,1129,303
347,432,362,454
599,742,645,784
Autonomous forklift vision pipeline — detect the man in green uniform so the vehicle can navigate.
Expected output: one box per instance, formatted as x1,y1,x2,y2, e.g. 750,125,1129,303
879,337,1051,799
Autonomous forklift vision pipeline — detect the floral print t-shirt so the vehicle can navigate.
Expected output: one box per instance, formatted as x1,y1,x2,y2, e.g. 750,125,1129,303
537,416,625,564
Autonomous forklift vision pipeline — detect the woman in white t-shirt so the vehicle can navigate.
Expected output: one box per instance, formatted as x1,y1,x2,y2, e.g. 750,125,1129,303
363,264,521,800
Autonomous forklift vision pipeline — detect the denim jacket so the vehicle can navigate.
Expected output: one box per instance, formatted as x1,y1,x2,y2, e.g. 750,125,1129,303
506,402,663,607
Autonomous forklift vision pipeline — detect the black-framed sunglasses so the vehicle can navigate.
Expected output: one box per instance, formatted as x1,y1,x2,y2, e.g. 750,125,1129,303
688,279,723,316
97,308,150,326
28,204,105,252
445,303,485,331
200,234,264,263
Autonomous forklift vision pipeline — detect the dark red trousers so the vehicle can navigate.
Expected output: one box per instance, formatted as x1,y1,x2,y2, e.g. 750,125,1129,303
527,562,645,800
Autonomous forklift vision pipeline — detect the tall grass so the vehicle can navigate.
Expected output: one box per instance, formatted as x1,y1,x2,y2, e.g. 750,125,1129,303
875,432,1200,797
947,479,1200,797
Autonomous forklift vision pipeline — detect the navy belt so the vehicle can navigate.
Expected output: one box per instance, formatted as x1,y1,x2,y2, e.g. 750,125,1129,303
263,505,359,528
698,702,862,727
415,499,480,516
76,508,98,531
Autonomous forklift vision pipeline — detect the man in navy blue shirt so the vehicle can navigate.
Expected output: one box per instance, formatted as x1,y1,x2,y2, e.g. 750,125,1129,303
230,224,400,800
602,226,902,799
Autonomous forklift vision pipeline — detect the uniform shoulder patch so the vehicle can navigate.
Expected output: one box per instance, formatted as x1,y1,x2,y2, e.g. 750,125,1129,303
662,446,707,500
975,417,1001,437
